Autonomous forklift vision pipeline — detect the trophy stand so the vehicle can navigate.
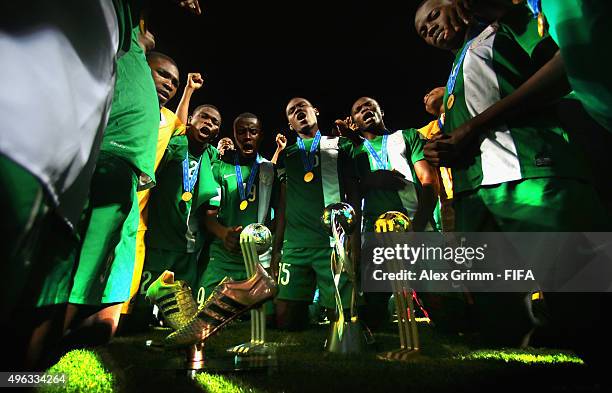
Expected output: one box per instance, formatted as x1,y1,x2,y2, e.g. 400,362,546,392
323,203,373,354
227,224,276,356
375,211,419,361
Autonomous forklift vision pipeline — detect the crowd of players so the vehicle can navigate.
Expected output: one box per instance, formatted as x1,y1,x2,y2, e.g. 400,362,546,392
1,0,611,373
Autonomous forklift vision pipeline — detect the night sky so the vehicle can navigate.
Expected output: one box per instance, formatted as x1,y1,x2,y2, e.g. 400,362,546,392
150,1,453,158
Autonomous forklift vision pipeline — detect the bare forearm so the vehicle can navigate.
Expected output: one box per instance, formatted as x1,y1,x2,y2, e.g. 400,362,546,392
177,88,194,124
468,51,569,135
412,184,436,232
204,211,227,240
271,148,282,165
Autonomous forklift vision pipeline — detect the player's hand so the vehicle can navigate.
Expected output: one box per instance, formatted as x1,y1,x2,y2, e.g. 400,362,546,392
275,133,287,151
270,251,281,281
334,117,361,144
217,138,235,156
187,73,204,90
175,0,202,15
362,170,409,191
424,123,479,167
223,225,243,253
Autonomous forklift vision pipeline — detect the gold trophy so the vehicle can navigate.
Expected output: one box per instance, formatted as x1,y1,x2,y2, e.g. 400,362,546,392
322,203,372,354
226,223,274,355
375,211,420,360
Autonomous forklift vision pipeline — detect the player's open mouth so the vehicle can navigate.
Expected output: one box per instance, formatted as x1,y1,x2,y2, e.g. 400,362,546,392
296,111,307,121
198,126,211,140
434,29,444,45
363,111,375,122
242,142,254,153
157,89,170,100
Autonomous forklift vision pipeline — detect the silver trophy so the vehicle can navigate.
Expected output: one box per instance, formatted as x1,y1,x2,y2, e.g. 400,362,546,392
375,211,420,360
226,223,274,355
322,203,371,354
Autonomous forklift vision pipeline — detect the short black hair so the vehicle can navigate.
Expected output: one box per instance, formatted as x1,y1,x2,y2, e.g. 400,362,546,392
193,104,221,117
233,112,260,129
146,51,178,69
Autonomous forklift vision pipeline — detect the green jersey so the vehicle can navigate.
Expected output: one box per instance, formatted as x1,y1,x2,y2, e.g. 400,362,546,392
352,129,426,230
444,5,589,194
146,136,218,252
209,151,278,267
541,0,612,131
277,135,355,249
99,25,159,181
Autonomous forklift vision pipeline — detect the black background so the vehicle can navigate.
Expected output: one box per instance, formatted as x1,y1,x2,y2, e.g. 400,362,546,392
149,0,453,158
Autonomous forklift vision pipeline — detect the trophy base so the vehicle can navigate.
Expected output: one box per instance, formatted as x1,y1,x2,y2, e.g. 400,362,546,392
324,319,374,354
226,341,278,356
377,348,420,361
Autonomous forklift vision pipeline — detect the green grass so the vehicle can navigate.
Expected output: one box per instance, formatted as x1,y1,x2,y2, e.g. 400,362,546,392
40,321,600,393
457,349,584,365
195,373,263,393
40,349,115,393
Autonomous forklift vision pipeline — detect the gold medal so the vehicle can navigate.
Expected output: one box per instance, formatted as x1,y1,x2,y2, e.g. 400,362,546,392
303,171,314,183
181,192,192,202
447,94,455,110
537,12,546,37
239,200,248,211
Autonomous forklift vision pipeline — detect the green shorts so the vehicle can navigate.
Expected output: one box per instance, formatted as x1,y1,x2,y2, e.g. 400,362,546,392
454,177,608,232
131,248,200,308
65,153,139,305
0,155,49,312
277,247,352,309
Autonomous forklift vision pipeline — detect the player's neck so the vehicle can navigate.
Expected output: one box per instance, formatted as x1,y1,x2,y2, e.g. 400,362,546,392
188,140,206,156
297,126,318,140
237,150,258,163
362,126,388,140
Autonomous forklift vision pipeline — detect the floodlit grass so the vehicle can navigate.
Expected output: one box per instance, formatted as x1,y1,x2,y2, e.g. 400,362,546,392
37,321,598,393
458,349,584,365
41,349,115,393
195,373,262,393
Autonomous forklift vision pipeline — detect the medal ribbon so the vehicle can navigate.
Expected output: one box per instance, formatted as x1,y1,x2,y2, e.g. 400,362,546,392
235,153,261,202
182,152,202,195
363,134,389,170
446,37,475,97
296,130,321,173
527,0,541,18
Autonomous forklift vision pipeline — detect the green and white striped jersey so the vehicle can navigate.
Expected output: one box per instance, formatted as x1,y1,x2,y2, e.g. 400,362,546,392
352,129,426,231
277,135,354,249
208,151,278,267
444,5,589,194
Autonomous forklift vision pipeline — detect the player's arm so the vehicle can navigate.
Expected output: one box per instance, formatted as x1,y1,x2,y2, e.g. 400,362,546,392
204,208,242,253
425,6,569,167
176,72,204,125
271,182,286,280
411,160,438,232
425,51,567,166
271,133,287,165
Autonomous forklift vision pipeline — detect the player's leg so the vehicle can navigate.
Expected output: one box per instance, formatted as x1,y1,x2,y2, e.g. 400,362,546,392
63,153,137,346
312,247,353,322
275,248,317,331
